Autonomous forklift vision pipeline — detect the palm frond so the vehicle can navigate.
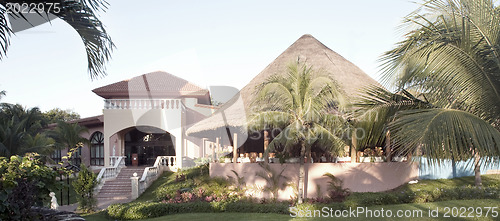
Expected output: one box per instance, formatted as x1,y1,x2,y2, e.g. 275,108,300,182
0,0,114,79
247,111,294,131
0,5,11,59
55,1,114,79
354,85,431,149
308,124,345,155
379,0,500,122
389,108,500,164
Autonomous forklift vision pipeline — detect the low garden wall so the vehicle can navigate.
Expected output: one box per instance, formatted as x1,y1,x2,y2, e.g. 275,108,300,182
210,162,418,201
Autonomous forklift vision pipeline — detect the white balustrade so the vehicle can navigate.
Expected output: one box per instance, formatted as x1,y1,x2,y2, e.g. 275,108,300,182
95,156,126,193
104,99,182,110
133,156,177,198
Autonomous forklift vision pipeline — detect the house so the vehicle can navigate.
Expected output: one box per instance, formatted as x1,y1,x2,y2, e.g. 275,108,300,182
54,71,217,170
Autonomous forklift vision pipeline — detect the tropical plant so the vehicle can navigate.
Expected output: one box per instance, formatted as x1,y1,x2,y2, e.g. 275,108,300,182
0,104,53,157
255,163,289,202
46,121,88,166
0,0,114,79
0,153,60,220
322,172,350,202
72,164,98,213
354,86,431,151
249,60,348,203
373,0,500,186
227,170,246,191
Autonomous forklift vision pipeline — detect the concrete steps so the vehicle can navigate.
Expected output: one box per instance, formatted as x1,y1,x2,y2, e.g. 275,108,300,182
96,167,147,200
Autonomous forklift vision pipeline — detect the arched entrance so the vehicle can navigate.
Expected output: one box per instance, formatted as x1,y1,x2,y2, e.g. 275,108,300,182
124,126,175,166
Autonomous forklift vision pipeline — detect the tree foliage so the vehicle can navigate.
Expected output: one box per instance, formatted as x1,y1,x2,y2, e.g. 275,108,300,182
250,60,348,159
0,0,114,79
250,60,349,204
374,0,500,160
0,103,54,157
72,163,98,213
43,108,80,124
0,153,60,220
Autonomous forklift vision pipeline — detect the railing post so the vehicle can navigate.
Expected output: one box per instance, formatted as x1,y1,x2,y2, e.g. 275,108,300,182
131,173,139,200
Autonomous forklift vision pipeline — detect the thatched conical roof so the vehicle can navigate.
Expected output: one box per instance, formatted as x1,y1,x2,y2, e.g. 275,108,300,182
186,34,381,137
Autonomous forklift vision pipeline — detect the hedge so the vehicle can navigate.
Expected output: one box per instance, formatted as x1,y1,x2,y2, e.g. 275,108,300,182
107,201,290,220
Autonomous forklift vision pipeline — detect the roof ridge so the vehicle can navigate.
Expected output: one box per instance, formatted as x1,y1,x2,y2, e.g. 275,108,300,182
92,71,208,99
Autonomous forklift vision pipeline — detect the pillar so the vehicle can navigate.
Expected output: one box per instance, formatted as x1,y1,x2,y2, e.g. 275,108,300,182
211,143,216,162
216,137,220,161
131,173,139,200
233,133,238,163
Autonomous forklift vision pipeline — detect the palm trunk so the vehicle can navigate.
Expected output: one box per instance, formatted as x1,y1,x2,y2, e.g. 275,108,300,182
264,130,269,163
385,130,392,162
474,150,482,187
350,132,357,163
297,140,305,204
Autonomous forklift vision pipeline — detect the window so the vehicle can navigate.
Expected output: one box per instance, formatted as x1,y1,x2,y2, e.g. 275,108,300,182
70,146,82,166
90,132,104,166
51,149,62,163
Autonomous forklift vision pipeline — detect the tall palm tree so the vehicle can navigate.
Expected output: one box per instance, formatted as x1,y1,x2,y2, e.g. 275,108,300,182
47,121,88,166
377,0,500,186
0,103,48,156
250,60,348,203
0,0,114,79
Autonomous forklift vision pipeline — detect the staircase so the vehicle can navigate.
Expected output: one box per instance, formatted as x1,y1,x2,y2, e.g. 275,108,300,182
97,167,147,201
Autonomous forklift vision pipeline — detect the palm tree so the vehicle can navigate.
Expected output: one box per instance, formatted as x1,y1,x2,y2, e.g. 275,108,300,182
377,0,500,186
354,86,432,156
250,60,348,203
0,0,114,79
47,121,88,166
0,103,49,157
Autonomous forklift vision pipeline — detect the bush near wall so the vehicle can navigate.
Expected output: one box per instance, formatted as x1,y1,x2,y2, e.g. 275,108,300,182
107,201,290,220
108,185,500,220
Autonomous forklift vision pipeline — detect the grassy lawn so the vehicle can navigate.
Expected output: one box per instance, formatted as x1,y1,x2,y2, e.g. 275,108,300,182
83,199,500,220
133,171,173,202
393,174,500,192
82,169,500,220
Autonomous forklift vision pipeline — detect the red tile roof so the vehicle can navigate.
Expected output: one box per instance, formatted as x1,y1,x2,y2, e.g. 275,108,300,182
92,71,209,99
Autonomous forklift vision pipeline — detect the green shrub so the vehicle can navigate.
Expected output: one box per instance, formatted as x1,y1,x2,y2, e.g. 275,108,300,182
106,201,290,220
323,173,351,202
154,178,194,201
343,185,500,207
72,164,99,213
0,154,59,220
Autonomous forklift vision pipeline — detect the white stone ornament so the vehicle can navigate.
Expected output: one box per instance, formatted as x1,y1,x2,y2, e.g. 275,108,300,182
49,192,59,210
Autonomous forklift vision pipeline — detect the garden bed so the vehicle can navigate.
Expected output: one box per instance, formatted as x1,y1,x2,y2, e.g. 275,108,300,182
103,165,500,220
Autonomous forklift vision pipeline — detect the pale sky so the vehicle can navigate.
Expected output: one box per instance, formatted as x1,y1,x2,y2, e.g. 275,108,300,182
0,0,415,118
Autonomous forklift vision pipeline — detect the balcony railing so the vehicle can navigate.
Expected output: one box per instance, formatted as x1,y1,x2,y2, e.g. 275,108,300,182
104,99,182,109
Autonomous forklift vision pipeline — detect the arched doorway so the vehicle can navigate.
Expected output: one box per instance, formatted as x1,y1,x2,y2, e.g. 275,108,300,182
124,126,175,166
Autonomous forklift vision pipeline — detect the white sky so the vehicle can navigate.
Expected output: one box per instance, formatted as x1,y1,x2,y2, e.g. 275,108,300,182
0,0,415,118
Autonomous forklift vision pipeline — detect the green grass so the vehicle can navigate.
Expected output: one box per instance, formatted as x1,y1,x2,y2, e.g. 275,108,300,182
83,199,500,220
393,174,500,192
133,171,174,202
